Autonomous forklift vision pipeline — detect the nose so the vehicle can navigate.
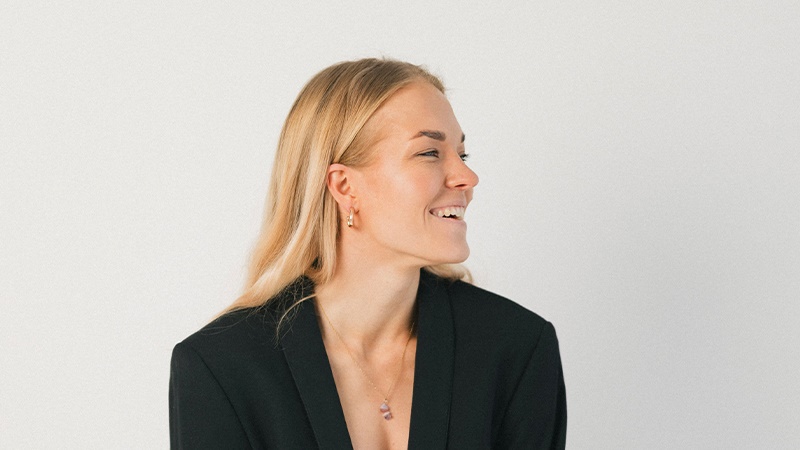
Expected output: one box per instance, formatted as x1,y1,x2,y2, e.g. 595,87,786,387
445,153,479,190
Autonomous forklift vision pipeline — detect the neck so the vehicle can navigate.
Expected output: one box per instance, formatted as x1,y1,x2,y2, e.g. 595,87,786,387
314,246,420,352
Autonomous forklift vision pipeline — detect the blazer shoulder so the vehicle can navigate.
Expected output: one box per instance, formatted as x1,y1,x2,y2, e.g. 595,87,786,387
446,279,549,325
177,306,282,361
176,276,314,361
444,278,554,349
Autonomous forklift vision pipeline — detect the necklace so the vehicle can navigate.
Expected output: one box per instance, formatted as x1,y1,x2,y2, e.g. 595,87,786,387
317,301,415,421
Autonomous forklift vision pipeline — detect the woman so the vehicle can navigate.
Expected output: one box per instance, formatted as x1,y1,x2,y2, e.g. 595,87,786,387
169,58,566,449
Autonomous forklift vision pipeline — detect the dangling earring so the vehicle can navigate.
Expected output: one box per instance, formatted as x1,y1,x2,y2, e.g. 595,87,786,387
346,208,354,228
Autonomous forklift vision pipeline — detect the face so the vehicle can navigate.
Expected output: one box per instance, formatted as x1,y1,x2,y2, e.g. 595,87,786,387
349,81,479,268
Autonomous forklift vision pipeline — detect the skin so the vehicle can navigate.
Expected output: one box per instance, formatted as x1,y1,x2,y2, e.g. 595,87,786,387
316,81,478,449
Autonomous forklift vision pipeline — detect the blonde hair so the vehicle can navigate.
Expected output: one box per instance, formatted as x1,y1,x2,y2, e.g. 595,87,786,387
223,58,471,323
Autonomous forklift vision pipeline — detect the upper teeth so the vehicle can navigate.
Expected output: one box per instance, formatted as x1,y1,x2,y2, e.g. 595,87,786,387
434,207,465,218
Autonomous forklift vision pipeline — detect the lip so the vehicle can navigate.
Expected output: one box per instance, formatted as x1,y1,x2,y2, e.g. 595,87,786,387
432,215,466,224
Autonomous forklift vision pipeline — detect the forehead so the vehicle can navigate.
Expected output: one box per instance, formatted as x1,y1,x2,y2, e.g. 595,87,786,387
366,82,462,143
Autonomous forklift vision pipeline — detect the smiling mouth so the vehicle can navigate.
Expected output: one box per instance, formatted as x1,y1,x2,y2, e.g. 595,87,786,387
429,206,466,220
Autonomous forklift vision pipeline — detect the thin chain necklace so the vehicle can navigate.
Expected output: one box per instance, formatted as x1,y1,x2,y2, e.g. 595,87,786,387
317,301,415,421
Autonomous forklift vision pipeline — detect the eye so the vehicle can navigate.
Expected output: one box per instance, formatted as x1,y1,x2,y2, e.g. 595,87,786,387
460,153,470,162
420,149,440,157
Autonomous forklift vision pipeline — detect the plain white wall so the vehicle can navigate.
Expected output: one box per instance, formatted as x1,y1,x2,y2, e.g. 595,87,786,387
2,1,798,448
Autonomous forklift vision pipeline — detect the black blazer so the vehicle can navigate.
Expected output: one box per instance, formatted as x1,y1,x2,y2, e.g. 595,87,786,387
170,270,566,449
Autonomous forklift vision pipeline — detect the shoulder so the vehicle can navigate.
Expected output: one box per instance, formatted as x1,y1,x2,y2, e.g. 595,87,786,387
441,277,556,355
175,277,313,361
175,306,283,367
446,279,548,325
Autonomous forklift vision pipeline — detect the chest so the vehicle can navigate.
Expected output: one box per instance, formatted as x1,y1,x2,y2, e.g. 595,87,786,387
325,340,417,450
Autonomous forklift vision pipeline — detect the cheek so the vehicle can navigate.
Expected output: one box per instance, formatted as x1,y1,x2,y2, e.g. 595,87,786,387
396,175,439,216
363,172,438,223
370,166,432,198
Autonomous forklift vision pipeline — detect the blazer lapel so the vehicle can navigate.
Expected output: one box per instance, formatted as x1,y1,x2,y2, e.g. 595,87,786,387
280,283,354,450
279,271,456,449
408,271,455,449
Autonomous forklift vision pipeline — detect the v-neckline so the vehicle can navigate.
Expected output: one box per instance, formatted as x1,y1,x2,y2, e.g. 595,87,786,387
280,270,455,449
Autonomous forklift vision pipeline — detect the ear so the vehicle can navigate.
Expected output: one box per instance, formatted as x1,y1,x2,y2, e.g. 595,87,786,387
326,163,358,212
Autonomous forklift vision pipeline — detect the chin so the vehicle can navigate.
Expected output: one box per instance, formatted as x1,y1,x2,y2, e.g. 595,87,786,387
430,243,470,265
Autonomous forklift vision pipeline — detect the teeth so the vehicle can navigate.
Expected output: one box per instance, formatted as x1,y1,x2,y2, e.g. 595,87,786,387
432,206,465,218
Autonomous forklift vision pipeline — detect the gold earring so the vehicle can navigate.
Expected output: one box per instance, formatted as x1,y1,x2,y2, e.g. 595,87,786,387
347,208,354,228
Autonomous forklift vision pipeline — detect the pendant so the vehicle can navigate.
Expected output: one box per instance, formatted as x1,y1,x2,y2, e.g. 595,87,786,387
380,401,393,420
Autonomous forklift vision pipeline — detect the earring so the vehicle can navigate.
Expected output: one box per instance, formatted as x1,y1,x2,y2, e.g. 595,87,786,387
346,208,354,228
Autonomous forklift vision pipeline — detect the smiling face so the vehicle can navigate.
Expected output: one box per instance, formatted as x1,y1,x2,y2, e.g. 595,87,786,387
347,81,479,268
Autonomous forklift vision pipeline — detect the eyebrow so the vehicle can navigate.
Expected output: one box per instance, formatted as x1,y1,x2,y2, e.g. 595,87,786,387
415,130,466,143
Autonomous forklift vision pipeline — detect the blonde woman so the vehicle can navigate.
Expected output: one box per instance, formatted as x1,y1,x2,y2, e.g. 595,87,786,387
169,58,566,449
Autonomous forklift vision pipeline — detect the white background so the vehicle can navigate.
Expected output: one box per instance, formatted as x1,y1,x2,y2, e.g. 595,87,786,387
2,1,799,448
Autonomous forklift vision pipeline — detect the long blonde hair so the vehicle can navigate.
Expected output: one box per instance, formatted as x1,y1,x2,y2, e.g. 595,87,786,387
224,58,471,321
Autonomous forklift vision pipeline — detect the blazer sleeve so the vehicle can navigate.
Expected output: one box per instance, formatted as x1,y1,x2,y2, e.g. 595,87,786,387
496,321,567,450
169,342,251,449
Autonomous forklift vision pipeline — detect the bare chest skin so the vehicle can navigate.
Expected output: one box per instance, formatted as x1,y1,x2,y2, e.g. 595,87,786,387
324,337,418,450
